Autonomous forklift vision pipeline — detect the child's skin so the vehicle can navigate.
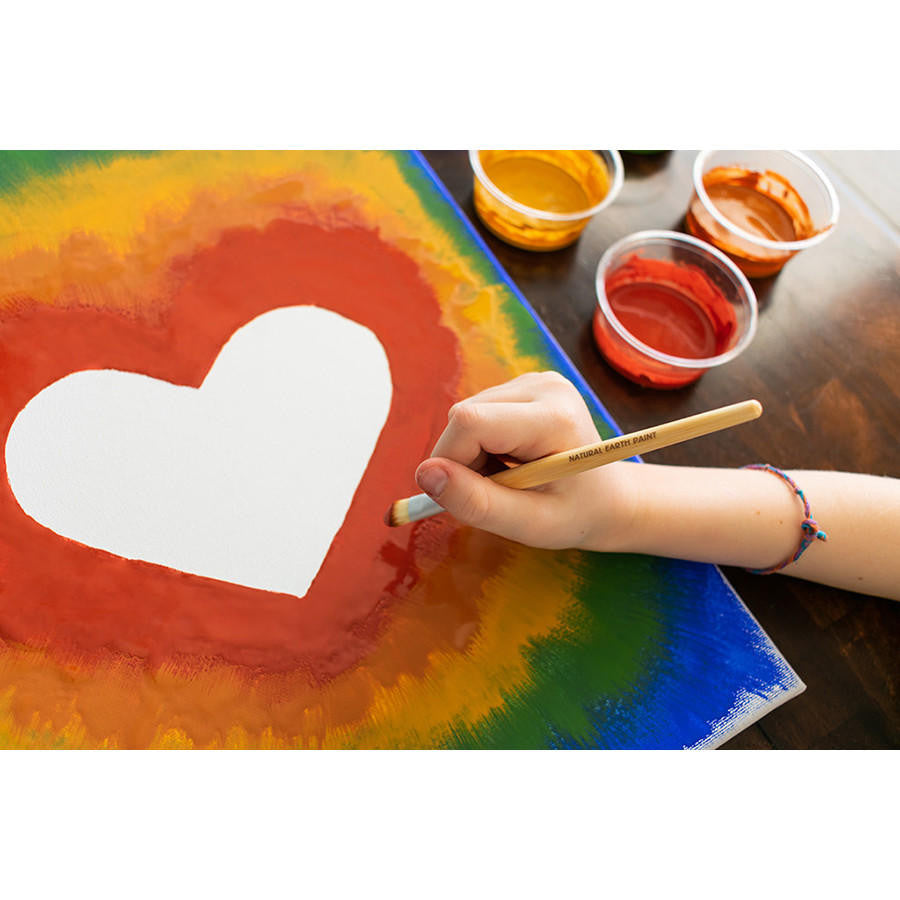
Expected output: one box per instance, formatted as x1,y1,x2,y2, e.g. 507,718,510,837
414,372,900,601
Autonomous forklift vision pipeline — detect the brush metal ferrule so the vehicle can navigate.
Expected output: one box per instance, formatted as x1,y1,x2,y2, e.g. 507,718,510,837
406,493,444,523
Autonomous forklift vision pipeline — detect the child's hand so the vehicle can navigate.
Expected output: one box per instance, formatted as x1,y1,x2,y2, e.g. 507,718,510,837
414,372,637,550
414,372,900,599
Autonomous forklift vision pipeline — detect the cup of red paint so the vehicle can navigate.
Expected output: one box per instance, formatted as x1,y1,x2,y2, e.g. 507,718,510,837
593,231,758,389
686,150,840,278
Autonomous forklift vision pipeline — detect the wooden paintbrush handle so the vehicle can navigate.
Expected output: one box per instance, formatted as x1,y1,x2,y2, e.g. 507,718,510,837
489,400,763,490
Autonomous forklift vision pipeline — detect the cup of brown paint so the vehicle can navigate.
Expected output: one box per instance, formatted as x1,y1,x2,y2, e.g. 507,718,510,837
686,150,839,278
469,150,624,251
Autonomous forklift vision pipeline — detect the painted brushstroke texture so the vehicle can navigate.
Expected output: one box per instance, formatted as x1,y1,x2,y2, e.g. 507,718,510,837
0,151,802,749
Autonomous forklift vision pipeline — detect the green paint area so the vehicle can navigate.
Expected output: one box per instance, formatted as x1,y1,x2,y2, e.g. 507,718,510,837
442,553,664,748
401,151,504,288
0,150,158,196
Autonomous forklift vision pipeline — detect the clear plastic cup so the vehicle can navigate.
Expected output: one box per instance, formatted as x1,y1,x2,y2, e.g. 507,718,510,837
593,230,758,389
469,150,624,251
686,150,839,278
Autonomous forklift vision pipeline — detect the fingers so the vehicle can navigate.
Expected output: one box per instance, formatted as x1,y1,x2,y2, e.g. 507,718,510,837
415,456,551,544
412,373,603,547
431,401,567,467
453,371,572,410
453,377,537,408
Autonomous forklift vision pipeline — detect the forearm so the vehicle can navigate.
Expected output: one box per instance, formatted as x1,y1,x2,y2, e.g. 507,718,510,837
594,464,900,601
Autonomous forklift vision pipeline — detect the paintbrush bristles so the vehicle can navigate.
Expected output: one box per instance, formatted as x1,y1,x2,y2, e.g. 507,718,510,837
384,399,762,527
384,498,410,527
386,493,444,527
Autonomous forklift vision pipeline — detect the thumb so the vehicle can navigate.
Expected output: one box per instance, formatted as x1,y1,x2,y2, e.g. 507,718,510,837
415,457,531,538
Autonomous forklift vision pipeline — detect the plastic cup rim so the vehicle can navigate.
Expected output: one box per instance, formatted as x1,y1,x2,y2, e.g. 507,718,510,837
594,229,759,370
692,149,840,252
468,149,624,222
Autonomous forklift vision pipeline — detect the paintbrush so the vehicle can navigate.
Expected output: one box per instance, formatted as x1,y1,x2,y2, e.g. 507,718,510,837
385,398,762,527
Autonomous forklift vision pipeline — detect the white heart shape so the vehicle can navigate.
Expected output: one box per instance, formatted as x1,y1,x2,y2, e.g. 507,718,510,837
5,306,393,598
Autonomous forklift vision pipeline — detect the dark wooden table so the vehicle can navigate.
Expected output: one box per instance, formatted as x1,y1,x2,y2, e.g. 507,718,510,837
422,150,900,750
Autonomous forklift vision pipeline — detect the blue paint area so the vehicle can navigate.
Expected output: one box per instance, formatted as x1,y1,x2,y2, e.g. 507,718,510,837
559,559,798,749
407,151,804,748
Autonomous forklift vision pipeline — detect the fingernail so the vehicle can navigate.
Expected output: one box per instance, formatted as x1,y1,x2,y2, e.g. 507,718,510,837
416,465,448,499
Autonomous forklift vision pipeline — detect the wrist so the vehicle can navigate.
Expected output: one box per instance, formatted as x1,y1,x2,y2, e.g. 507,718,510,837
578,461,644,553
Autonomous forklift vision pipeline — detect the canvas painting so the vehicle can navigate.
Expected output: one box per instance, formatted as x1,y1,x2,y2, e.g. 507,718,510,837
0,150,803,748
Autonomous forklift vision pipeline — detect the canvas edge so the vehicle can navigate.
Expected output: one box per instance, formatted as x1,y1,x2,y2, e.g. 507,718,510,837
688,566,807,749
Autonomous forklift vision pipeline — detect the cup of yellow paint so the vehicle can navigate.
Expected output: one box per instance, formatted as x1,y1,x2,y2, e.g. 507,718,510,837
686,150,840,278
469,150,624,251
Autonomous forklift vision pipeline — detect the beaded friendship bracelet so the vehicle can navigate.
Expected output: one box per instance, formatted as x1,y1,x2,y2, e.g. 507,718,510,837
742,464,828,575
